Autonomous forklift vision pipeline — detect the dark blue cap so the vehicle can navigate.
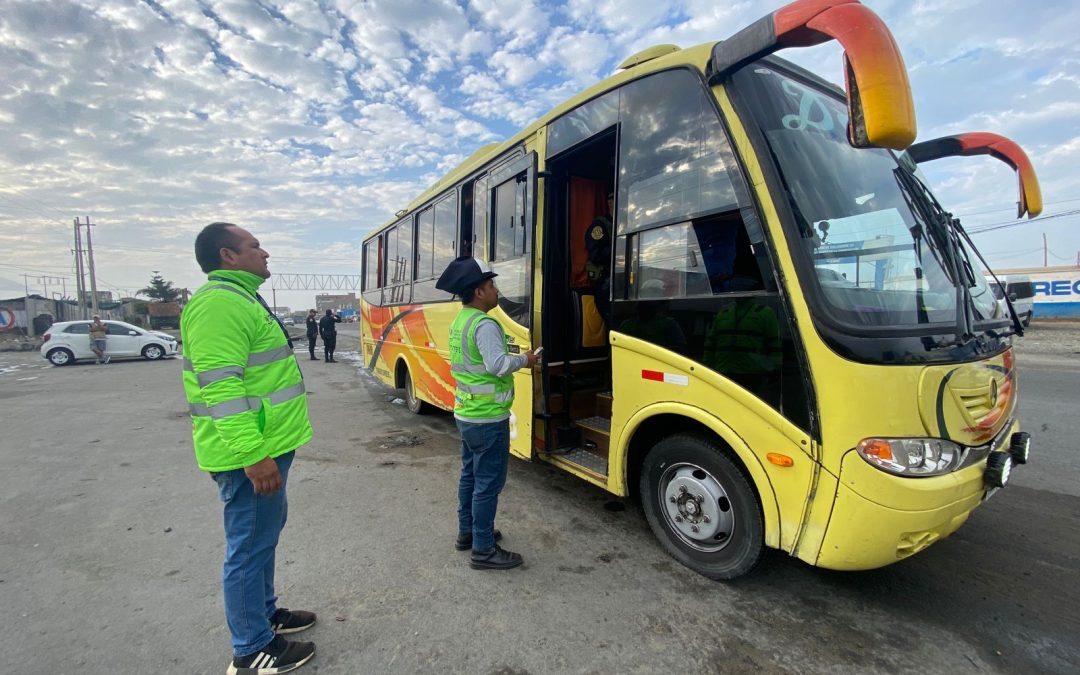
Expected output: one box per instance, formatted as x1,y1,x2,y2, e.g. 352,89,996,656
435,256,498,295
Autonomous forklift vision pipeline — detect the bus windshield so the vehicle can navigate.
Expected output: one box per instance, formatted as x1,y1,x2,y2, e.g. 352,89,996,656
736,64,1000,333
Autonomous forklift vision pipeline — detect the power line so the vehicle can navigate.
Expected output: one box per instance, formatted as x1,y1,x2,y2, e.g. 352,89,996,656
967,209,1080,235
956,197,1080,218
0,183,70,220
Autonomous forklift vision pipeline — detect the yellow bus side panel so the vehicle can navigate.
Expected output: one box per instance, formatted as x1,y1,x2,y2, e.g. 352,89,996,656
609,333,814,554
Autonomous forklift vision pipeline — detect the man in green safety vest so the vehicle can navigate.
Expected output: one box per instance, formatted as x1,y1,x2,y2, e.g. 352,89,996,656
182,222,317,675
436,256,539,570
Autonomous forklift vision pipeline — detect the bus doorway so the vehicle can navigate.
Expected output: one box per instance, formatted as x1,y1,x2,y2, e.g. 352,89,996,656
539,130,617,478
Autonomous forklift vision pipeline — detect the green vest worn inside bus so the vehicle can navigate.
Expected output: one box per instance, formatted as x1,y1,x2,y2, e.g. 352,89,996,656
449,307,514,420
181,269,312,472
702,300,782,376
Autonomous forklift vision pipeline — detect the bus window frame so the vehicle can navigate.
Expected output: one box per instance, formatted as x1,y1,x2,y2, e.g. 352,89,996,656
486,150,538,329
381,216,413,306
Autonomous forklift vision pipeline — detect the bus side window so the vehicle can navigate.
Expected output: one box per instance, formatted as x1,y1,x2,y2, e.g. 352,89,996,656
490,173,531,327
434,191,458,274
362,236,383,307
472,175,488,260
415,206,434,281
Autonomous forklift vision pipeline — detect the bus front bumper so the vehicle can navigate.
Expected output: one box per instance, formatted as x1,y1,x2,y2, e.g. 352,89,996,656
814,426,1029,571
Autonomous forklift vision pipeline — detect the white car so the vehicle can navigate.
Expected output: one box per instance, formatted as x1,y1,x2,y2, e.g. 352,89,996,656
40,320,180,366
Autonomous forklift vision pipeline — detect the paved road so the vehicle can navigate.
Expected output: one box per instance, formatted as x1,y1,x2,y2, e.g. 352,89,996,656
1,331,1076,674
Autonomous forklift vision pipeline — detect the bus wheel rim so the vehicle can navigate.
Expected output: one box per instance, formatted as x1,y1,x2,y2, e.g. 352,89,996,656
658,462,735,552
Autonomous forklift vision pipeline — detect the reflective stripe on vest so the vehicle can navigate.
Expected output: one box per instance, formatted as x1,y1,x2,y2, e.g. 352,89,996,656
196,365,244,387
189,381,307,418
184,345,295,386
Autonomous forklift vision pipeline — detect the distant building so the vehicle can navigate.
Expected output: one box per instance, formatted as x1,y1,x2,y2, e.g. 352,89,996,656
315,293,357,313
994,265,1080,319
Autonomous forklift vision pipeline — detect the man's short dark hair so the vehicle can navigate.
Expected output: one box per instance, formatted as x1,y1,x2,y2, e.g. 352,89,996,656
460,285,477,305
194,222,240,274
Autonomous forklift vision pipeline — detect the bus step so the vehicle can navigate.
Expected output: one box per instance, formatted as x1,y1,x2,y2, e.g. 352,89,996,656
596,391,612,418
575,415,611,435
554,444,608,477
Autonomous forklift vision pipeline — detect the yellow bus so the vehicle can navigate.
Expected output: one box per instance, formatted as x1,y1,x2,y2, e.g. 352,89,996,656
360,0,1037,579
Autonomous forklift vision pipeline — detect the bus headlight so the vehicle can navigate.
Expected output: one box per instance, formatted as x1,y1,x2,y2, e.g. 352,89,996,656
856,438,964,477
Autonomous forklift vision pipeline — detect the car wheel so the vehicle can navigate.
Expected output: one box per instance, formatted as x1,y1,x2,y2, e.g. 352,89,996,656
404,368,432,415
1022,314,1031,327
142,344,165,360
640,434,764,580
47,348,74,366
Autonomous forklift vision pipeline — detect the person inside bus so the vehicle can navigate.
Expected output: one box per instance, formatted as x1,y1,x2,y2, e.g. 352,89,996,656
436,256,539,571
702,297,782,401
585,191,614,325
618,279,687,352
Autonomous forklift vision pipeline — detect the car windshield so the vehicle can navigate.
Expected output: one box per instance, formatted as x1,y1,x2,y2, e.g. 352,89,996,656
736,65,1000,331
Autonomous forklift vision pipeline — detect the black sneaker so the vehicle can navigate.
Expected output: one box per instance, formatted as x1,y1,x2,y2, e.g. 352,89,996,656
454,528,502,551
470,544,523,570
227,635,315,675
271,608,316,634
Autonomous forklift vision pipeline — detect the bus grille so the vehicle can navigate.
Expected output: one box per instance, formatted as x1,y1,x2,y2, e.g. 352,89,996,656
954,387,994,423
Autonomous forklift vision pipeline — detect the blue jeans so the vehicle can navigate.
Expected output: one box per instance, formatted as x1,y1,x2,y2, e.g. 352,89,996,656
211,452,294,657
456,418,510,552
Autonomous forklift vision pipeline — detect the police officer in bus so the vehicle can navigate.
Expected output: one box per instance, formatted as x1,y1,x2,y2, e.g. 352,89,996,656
437,256,539,570
585,191,614,325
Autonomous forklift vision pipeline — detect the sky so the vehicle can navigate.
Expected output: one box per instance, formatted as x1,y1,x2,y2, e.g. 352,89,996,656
1,0,1079,312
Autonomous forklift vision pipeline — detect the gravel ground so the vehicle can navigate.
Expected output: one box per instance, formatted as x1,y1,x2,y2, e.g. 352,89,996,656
1013,319,1080,360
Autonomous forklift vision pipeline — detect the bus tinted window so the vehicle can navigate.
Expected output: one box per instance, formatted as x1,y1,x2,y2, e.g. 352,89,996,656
618,69,740,235
415,207,434,280
472,175,488,259
434,192,459,274
632,215,764,299
363,239,380,291
491,174,531,327
382,221,412,305
548,88,619,158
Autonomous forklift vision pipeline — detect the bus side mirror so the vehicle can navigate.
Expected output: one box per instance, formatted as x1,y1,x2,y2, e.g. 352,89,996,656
707,0,917,150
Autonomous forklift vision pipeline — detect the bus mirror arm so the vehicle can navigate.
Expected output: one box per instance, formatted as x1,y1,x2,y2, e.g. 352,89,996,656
904,133,1043,219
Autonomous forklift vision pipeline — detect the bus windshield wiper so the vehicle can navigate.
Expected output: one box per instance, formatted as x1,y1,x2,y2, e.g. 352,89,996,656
893,165,975,347
952,216,1024,338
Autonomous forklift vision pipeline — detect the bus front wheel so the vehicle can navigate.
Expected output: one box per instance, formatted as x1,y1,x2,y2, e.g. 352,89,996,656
640,434,764,580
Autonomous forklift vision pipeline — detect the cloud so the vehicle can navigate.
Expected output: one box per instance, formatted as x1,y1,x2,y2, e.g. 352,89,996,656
0,0,1077,299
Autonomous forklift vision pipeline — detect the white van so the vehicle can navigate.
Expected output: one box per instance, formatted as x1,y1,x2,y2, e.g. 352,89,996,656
988,275,1035,326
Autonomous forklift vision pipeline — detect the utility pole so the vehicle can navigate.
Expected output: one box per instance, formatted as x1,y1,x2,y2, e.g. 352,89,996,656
84,215,100,315
21,274,35,337
1043,232,1048,267
73,218,88,319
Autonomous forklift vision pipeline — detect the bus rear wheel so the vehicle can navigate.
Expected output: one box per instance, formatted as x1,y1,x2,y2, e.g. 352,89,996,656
640,434,764,580
404,368,433,415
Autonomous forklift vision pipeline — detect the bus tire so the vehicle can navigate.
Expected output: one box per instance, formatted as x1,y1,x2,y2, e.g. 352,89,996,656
640,434,764,580
404,368,433,415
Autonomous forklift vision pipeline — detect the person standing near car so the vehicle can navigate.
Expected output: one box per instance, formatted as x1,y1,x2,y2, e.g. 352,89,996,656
436,256,538,570
318,309,340,362
89,315,109,365
181,222,317,675
305,309,319,361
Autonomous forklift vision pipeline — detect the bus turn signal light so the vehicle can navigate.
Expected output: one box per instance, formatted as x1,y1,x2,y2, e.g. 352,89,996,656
767,453,794,467
859,439,894,461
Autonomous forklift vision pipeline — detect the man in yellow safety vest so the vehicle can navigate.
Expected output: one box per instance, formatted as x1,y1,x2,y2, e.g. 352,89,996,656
437,256,538,570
